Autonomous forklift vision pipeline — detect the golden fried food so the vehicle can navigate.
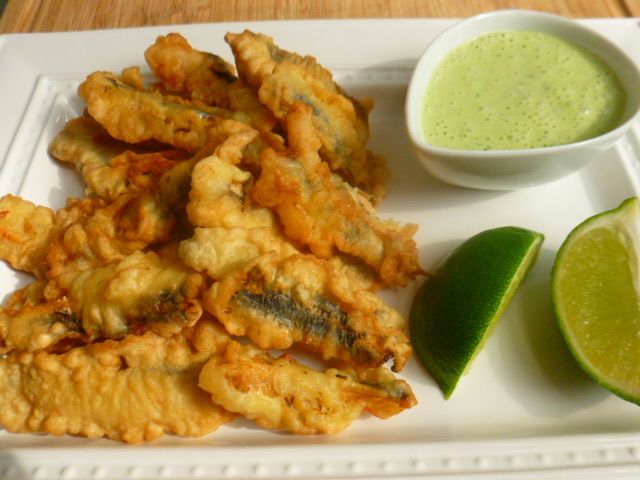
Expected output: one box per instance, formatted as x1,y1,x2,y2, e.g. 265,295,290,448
180,226,298,280
144,33,279,138
203,252,411,371
78,69,278,154
0,318,233,443
185,130,264,226
145,33,237,108
180,130,298,279
49,116,188,201
78,70,233,151
68,251,205,339
225,30,386,200
252,104,422,287
199,341,416,434
227,80,279,139
0,195,55,278
0,30,421,443
1,251,205,353
0,280,80,354
0,297,79,354
44,193,175,292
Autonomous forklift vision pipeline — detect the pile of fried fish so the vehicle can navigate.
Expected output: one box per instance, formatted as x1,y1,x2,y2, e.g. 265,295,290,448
0,31,423,443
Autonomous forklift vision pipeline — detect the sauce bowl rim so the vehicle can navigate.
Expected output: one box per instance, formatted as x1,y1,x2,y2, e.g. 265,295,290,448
405,9,640,159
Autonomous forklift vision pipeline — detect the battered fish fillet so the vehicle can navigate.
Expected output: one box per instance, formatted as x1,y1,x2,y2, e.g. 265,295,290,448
0,281,81,354
225,30,387,200
49,116,188,201
145,33,237,108
203,252,411,371
45,193,175,291
78,69,234,151
0,297,80,354
0,195,55,278
199,341,416,434
226,80,279,140
0,318,234,443
252,104,422,287
1,251,205,353
145,34,278,138
180,130,297,279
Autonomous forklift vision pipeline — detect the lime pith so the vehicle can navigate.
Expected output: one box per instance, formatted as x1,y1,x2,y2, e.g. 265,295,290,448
410,226,544,398
552,197,640,405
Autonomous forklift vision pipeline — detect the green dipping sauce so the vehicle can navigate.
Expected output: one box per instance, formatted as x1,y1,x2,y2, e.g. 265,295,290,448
422,31,626,150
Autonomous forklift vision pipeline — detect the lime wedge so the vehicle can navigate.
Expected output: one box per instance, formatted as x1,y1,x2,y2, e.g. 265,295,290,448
410,226,544,398
552,197,640,405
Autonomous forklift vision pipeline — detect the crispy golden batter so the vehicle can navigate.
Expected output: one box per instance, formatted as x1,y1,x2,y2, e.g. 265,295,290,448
0,319,233,443
68,251,205,339
199,341,416,434
225,30,386,200
252,104,422,287
49,116,188,201
0,280,81,354
144,34,278,139
180,130,297,279
1,251,205,353
0,195,55,278
203,252,411,371
78,70,234,151
227,80,279,140
180,226,298,280
224,30,327,91
44,193,175,292
78,69,277,154
145,33,237,108
0,30,421,443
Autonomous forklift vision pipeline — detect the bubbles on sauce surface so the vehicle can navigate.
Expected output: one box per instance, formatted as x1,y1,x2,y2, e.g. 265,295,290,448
422,31,626,150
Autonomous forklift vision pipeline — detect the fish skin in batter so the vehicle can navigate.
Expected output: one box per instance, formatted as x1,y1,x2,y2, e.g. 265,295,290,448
204,252,411,371
199,341,416,434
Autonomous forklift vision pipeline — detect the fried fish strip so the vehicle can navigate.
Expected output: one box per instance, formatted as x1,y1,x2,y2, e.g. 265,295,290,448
1,251,205,353
0,281,81,354
78,69,277,153
180,226,298,280
145,33,279,139
0,195,55,278
199,341,416,434
225,30,386,200
180,130,297,279
226,80,279,141
0,318,233,443
49,116,188,201
145,33,236,108
68,250,205,339
252,104,422,287
78,70,234,151
44,193,175,292
204,252,411,371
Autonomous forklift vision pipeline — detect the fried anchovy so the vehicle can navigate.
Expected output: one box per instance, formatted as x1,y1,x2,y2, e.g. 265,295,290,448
234,289,376,366
203,253,411,371
49,116,187,201
252,103,423,287
199,341,416,434
0,319,233,443
144,32,237,107
78,70,232,151
0,252,205,353
225,30,387,200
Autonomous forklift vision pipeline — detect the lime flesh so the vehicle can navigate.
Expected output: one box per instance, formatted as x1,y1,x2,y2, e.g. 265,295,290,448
410,226,544,398
552,197,640,405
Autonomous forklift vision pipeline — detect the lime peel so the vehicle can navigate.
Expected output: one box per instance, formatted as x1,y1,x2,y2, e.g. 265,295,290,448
552,197,640,405
410,226,544,399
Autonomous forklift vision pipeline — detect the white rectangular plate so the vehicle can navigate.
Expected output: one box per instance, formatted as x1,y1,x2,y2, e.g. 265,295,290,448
1,18,640,480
